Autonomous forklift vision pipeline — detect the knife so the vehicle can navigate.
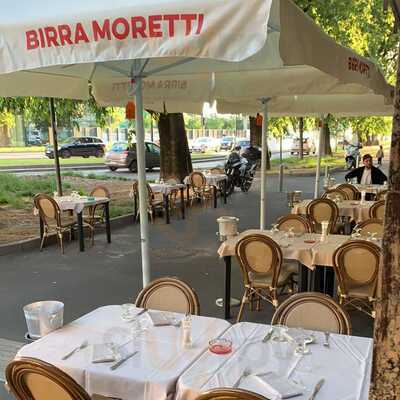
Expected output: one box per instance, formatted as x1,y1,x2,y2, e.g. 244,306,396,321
262,327,274,342
308,378,325,400
110,351,138,371
129,308,147,321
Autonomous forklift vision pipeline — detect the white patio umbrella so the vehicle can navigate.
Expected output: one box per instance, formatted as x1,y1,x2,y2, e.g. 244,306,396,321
0,0,393,283
90,0,394,229
0,0,272,287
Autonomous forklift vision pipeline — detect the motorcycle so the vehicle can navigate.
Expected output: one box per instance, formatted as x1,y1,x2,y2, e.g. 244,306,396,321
345,143,361,170
224,151,257,195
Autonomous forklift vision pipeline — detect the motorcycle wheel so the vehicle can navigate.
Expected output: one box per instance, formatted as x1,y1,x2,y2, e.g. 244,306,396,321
241,178,252,192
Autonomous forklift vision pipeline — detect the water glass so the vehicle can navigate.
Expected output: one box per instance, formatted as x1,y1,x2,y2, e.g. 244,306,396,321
271,325,293,359
291,328,312,356
121,303,135,321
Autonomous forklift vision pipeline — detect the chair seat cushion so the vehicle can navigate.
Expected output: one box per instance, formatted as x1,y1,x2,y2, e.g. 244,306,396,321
249,267,293,288
347,282,376,299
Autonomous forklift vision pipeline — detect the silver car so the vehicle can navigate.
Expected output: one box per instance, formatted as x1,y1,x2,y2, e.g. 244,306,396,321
105,141,160,172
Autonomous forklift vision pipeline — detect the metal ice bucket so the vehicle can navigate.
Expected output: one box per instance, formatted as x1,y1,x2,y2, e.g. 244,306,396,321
216,216,239,241
23,301,64,339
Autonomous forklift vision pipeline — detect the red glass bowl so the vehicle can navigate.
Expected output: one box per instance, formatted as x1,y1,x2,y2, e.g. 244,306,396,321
209,338,232,354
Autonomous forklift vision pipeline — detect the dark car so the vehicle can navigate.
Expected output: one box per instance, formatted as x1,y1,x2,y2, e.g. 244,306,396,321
45,136,105,159
219,136,236,151
104,141,160,172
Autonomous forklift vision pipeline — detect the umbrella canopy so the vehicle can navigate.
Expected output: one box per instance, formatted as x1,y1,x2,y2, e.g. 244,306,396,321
0,0,272,288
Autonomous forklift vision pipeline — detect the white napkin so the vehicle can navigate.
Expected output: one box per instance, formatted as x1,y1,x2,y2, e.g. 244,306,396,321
240,372,303,400
91,344,117,363
147,311,174,326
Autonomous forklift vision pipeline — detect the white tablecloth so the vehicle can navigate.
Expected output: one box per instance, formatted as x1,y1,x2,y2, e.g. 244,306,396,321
176,322,373,400
184,173,227,186
17,306,230,400
56,196,109,214
217,229,351,270
292,199,375,223
149,183,186,196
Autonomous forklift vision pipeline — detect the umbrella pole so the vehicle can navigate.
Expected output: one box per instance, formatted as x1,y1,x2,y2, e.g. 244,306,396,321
134,75,151,287
49,98,63,196
260,98,269,230
314,115,325,198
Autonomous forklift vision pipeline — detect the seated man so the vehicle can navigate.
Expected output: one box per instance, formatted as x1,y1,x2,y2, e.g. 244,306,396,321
345,153,387,185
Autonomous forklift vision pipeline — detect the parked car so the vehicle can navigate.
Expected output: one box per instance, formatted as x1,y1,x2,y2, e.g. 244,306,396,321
191,137,220,153
219,136,236,151
104,141,160,172
290,138,315,155
45,136,105,159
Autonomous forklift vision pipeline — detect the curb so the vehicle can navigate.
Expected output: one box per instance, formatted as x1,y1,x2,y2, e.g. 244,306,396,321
0,213,135,256
256,165,344,177
0,156,226,173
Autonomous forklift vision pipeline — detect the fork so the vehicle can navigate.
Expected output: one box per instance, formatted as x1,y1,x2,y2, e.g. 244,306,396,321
62,340,89,360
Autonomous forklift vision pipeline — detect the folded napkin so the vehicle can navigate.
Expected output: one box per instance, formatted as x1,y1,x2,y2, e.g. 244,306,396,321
91,344,117,363
240,372,302,400
147,311,175,326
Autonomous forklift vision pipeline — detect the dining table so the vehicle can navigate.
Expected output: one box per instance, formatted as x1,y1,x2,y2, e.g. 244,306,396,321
176,322,373,400
184,173,228,208
148,182,187,224
217,230,353,319
292,199,376,223
16,305,230,400
37,195,111,252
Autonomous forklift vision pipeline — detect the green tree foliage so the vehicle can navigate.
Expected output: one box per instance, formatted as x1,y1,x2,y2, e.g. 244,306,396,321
293,0,396,141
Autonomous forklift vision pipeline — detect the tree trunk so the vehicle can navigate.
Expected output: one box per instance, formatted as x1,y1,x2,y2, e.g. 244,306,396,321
249,116,262,146
299,117,304,159
250,116,271,169
319,121,332,156
158,113,192,182
370,45,400,400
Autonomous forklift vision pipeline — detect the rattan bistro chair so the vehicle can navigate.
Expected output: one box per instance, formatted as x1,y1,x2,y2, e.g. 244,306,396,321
306,198,341,234
188,171,213,207
321,188,349,201
131,180,164,223
195,388,268,400
6,357,92,400
376,190,388,201
353,218,383,238
369,200,385,219
276,214,312,234
271,292,352,334
83,186,111,244
235,234,295,323
34,194,76,254
333,240,381,318
336,183,360,200
135,277,200,315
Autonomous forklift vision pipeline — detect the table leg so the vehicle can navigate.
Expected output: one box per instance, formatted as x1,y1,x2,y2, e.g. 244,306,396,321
223,179,227,204
213,185,217,208
77,212,85,252
298,263,309,292
180,187,185,219
224,256,232,319
105,202,111,243
134,194,138,223
186,184,190,207
164,194,170,224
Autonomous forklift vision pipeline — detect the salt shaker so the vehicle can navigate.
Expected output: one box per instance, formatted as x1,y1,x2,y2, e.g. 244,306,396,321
181,313,192,349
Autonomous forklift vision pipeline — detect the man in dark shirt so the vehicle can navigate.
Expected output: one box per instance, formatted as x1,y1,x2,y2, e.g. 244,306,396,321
345,154,387,184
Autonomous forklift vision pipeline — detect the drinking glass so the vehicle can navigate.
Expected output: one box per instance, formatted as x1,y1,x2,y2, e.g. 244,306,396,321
121,303,135,321
291,328,312,356
271,325,293,359
131,317,149,340
351,228,362,239
270,223,279,236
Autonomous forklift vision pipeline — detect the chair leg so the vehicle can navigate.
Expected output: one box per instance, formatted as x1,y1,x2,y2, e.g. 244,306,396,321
236,289,249,323
58,232,64,254
39,232,47,251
